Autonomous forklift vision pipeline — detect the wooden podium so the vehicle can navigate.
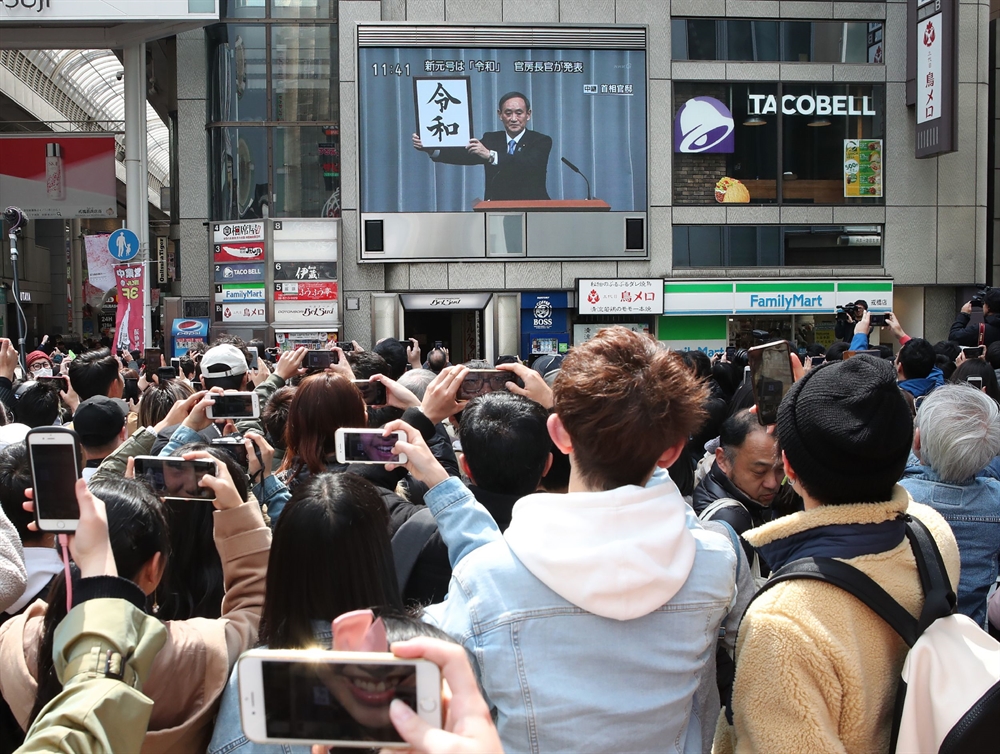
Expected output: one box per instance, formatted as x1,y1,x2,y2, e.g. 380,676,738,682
473,199,611,212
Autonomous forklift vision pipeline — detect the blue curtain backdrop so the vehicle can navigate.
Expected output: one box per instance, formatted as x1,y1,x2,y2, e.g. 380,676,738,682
358,48,647,212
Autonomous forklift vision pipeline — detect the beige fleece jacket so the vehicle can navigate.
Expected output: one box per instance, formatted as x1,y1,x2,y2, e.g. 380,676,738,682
713,487,960,754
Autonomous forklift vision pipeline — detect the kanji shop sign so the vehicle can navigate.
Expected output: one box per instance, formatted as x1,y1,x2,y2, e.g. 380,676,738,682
577,279,663,315
912,0,956,158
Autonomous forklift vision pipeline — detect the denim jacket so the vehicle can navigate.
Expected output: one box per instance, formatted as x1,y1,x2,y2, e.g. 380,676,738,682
899,464,1000,627
207,621,332,754
423,476,737,754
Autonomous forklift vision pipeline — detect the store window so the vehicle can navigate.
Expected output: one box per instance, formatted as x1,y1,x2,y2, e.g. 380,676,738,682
207,1,340,221
672,20,883,63
672,225,882,268
673,82,884,206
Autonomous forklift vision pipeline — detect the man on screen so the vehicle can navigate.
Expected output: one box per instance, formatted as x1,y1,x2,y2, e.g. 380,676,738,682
412,91,552,201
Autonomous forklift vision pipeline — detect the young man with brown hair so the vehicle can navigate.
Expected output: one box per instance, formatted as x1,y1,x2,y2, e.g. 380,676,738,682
389,326,739,753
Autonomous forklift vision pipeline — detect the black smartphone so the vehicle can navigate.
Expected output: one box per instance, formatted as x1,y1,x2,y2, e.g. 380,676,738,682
338,342,354,353
143,348,162,379
26,427,82,531
869,314,888,327
36,376,67,391
123,377,140,403
158,366,177,382
962,346,985,359
133,456,217,501
305,350,337,369
725,346,736,360
747,341,794,426
457,369,517,401
434,341,443,349
352,379,387,405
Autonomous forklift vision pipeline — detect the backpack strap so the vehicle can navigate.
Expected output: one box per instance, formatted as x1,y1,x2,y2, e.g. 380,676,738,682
751,556,920,647
979,322,986,346
391,508,438,595
904,516,957,631
715,520,742,585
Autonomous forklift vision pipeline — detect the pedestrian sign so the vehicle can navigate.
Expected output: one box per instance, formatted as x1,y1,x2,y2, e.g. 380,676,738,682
108,228,140,262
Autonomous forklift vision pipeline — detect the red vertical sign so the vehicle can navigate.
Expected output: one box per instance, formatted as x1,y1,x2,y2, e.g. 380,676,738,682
113,263,145,353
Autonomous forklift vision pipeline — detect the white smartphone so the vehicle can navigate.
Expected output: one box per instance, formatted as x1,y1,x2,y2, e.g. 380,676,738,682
206,391,260,420
26,427,82,532
248,346,259,370
968,376,984,389
238,649,441,748
334,428,407,465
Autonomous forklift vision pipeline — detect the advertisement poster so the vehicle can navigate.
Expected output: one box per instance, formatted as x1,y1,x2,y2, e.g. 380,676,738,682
0,135,117,220
577,279,663,315
273,281,338,301
214,302,267,323
83,233,116,305
359,47,647,212
214,242,265,263
113,263,145,354
844,139,882,197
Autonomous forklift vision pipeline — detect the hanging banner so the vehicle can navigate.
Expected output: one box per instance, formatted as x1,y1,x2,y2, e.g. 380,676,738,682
913,0,956,158
83,233,116,306
113,263,145,354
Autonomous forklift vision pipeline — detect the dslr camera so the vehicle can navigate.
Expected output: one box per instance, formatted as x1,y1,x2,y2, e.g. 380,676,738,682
970,285,993,308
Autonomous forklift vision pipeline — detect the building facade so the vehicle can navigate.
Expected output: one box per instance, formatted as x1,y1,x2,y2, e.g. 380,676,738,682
171,0,995,360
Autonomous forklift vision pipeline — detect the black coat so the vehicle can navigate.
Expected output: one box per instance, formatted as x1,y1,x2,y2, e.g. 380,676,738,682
692,461,775,568
432,129,552,201
949,312,1000,347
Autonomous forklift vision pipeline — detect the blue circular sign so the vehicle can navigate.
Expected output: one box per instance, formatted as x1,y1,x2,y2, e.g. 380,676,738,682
108,229,140,262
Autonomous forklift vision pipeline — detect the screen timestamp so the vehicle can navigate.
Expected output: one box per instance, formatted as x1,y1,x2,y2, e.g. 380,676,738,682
372,63,411,76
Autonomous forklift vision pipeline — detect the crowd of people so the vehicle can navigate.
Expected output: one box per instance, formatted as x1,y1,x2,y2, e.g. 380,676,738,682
0,316,996,753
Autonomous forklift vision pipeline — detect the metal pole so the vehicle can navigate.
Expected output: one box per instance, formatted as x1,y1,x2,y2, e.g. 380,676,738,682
123,42,152,351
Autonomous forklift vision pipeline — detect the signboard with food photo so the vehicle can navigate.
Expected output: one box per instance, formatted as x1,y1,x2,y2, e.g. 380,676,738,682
715,177,750,203
844,139,882,198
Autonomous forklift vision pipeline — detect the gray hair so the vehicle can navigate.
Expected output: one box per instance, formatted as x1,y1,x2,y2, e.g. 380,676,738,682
915,384,1000,483
397,369,436,400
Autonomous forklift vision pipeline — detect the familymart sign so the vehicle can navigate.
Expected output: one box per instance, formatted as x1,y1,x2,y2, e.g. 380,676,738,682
662,280,893,315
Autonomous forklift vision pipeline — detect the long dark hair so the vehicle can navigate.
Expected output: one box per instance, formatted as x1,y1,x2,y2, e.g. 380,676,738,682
152,443,248,622
258,472,401,650
30,478,170,724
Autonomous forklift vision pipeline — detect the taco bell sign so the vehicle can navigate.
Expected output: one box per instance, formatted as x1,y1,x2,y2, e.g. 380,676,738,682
674,97,735,154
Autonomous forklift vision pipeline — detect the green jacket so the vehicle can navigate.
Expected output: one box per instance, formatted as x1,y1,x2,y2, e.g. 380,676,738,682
18,597,166,754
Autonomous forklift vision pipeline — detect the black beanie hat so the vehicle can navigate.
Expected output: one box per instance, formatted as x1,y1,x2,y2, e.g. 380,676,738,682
777,355,913,505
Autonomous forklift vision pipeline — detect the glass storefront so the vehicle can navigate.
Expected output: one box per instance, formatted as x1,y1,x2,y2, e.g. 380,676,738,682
207,0,340,221
672,225,883,268
673,82,885,206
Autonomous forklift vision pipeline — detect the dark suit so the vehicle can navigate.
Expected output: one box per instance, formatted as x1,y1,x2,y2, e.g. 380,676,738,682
432,129,552,201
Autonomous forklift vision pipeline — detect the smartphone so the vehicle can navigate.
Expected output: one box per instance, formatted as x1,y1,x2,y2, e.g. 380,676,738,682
433,341,443,349
962,346,985,359
725,346,736,360
747,341,794,426
353,379,387,406
171,357,182,374
305,350,337,370
968,376,984,388
247,346,259,370
238,649,441,748
211,436,249,468
335,428,407,465
338,342,355,353
143,348,162,378
123,377,140,403
36,376,67,391
844,350,883,359
457,369,516,401
869,314,888,327
206,392,260,420
133,456,217,501
26,427,82,531
158,366,177,382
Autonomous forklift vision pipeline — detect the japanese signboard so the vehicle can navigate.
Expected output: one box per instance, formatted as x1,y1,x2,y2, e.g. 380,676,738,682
916,11,941,126
214,303,267,323
577,279,662,315
113,263,145,354
912,0,956,158
156,237,168,284
844,139,883,198
214,242,265,264
214,284,266,303
213,222,264,243
274,281,339,302
273,301,340,324
413,77,473,149
214,263,266,283
273,261,338,281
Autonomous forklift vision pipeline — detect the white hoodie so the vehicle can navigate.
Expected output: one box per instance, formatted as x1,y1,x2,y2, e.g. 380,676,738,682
503,480,696,621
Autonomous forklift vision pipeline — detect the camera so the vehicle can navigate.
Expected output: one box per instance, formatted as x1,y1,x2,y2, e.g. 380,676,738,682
836,303,860,322
970,285,992,308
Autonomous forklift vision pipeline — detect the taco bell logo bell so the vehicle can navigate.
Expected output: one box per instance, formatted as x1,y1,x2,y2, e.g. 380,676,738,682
674,97,735,154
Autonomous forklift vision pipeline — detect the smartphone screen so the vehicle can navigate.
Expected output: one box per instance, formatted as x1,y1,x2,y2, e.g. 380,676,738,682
171,357,182,373
36,376,67,390
306,350,336,369
144,348,162,373
457,370,516,401
747,342,794,426
29,442,80,524
338,430,404,464
353,380,387,406
260,659,418,743
963,347,984,359
208,393,257,419
725,347,735,360
869,314,888,326
968,376,984,388
248,347,259,370
158,367,177,382
134,457,216,500
123,377,139,403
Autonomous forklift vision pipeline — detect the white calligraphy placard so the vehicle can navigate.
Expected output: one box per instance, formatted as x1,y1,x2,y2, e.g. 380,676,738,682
413,77,473,148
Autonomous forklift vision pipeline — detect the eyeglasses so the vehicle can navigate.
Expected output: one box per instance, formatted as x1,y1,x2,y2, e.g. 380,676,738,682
28,361,52,372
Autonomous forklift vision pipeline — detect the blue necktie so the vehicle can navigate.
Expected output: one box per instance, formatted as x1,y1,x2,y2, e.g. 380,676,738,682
508,139,516,155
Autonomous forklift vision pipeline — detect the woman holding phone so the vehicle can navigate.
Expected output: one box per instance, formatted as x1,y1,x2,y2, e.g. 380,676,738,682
0,456,271,753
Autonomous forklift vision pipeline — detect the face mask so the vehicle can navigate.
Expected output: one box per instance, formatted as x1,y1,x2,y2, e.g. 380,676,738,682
34,368,52,378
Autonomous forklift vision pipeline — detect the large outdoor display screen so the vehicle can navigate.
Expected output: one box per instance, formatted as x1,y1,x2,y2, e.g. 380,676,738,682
358,47,647,213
